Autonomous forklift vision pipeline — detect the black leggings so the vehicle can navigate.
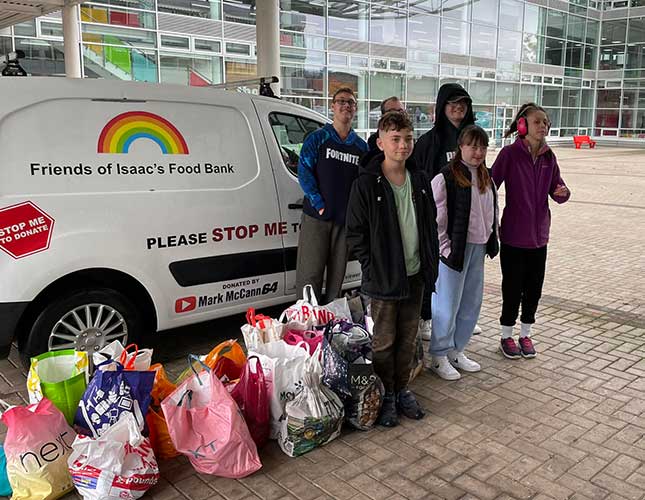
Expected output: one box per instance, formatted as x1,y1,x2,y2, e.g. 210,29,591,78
500,243,547,326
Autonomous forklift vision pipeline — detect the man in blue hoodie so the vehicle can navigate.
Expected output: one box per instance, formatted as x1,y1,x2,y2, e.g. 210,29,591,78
296,87,368,303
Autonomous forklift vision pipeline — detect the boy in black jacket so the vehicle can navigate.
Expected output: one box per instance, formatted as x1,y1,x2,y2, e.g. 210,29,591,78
346,112,439,427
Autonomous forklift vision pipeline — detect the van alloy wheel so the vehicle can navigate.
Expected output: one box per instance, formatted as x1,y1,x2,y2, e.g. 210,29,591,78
48,303,128,352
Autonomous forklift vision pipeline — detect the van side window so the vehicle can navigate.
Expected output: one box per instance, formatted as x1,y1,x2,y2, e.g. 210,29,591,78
269,113,323,177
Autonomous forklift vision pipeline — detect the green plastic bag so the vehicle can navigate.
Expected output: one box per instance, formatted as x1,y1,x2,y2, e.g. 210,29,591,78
27,349,89,425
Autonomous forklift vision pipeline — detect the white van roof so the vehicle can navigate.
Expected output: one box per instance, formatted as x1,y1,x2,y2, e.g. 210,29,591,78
0,77,326,121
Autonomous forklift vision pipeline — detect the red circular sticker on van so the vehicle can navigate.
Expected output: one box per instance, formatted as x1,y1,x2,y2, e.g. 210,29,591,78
0,201,55,259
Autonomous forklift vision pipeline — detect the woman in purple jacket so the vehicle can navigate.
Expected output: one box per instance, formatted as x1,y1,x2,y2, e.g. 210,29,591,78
492,103,571,359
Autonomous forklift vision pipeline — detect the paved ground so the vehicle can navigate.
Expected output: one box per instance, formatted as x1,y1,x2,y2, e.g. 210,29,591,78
1,145,644,500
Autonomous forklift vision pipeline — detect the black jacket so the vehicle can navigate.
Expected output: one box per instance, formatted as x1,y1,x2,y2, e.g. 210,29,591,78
358,131,380,168
346,153,440,300
440,163,499,272
414,84,475,180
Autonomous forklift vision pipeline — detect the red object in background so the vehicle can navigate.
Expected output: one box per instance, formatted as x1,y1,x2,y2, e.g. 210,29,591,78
0,201,54,259
189,70,210,87
109,10,140,27
175,296,196,313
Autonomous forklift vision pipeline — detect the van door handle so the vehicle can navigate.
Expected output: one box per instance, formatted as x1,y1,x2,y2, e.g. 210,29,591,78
288,200,303,210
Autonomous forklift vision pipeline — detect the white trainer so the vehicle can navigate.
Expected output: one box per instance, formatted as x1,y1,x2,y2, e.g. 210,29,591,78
473,324,483,335
418,319,432,341
448,351,481,372
430,356,461,381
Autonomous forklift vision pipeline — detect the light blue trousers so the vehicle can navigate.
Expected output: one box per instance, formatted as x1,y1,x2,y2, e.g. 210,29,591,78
430,243,486,357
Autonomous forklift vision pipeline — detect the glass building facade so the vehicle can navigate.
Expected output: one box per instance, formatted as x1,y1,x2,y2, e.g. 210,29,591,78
1,0,644,140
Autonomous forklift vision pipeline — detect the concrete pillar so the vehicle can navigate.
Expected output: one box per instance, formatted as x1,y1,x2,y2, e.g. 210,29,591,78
62,3,82,78
255,0,280,96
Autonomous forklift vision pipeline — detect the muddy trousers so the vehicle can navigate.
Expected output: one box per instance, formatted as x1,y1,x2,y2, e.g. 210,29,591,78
370,274,425,393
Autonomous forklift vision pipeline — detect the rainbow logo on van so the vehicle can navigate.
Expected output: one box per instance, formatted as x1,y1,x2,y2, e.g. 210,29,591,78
97,111,189,155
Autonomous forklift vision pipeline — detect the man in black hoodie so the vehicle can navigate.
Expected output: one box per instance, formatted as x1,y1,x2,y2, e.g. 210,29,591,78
347,112,439,427
414,83,477,339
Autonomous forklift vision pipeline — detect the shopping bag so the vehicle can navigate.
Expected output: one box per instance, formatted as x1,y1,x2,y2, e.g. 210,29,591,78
175,339,246,385
277,346,344,457
161,356,262,478
93,341,152,372
283,328,324,354
280,285,328,327
0,445,12,497
321,337,351,399
27,349,89,425
230,356,270,448
323,296,352,321
241,308,284,351
146,407,180,460
74,360,155,438
68,412,159,500
249,340,312,438
149,363,176,407
1,398,75,500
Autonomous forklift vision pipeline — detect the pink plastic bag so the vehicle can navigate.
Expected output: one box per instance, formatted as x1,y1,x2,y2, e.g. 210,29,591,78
283,328,323,354
1,398,75,500
161,357,262,478
230,357,270,449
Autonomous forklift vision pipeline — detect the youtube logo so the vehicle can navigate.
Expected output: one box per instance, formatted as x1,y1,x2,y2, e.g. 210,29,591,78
175,296,196,314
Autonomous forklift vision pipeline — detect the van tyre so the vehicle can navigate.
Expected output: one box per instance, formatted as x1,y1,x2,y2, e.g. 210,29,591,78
20,288,143,369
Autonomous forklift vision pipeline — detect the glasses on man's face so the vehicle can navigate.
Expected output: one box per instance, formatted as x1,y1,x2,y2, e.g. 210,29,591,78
334,99,357,108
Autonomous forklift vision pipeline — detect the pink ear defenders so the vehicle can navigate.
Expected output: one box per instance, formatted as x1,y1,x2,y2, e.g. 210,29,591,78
517,116,528,136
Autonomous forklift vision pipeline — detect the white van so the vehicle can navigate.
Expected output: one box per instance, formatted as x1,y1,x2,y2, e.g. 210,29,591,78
0,78,361,366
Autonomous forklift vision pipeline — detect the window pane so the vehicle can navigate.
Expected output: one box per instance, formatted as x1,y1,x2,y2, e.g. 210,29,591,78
370,71,405,100
562,108,580,127
563,88,581,106
495,82,519,105
158,0,219,19
471,25,497,58
160,35,189,50
601,20,627,45
280,0,325,35
0,36,11,56
225,58,256,81
546,10,567,39
567,15,585,42
441,19,470,55
14,21,36,37
565,42,583,68
520,84,540,103
581,89,594,107
498,30,522,62
81,6,156,29
281,64,324,96
280,47,325,65
407,66,438,100
469,80,494,103
194,39,221,52
223,0,256,25
328,1,368,41
627,45,645,69
545,37,564,66
226,42,250,56
599,45,626,70
269,113,323,176
407,103,434,132
329,68,367,97
82,24,157,48
280,32,325,50
472,0,498,26
628,18,645,44
40,21,63,38
407,12,440,52
584,45,597,69
370,6,406,45
586,19,599,44
524,5,546,35
595,108,618,128
522,33,544,63
542,87,562,106
92,0,155,11
498,0,523,31
15,38,64,75
597,89,621,107
442,0,470,21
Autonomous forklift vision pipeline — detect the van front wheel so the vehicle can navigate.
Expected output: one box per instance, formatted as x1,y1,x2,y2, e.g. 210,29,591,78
21,288,143,368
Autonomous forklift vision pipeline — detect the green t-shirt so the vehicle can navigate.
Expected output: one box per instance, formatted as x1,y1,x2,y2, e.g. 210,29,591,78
387,171,420,276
